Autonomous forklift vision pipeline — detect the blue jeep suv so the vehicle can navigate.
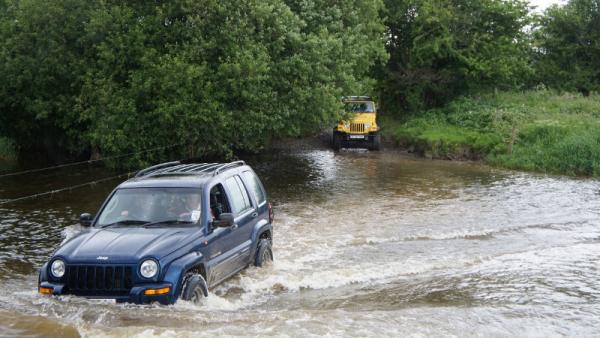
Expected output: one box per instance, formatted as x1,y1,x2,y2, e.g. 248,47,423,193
38,161,274,304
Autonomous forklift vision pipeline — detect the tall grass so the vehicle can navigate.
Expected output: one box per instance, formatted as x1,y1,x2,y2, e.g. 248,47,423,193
385,90,600,176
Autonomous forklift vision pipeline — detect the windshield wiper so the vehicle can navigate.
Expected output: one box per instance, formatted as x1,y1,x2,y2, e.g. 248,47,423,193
143,219,194,228
100,220,149,228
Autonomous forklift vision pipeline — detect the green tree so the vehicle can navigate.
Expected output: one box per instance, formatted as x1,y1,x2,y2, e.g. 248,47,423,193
0,0,387,165
379,0,533,114
534,0,600,95
0,0,98,155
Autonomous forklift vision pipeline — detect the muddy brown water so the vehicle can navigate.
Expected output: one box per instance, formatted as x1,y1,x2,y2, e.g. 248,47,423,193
0,149,599,337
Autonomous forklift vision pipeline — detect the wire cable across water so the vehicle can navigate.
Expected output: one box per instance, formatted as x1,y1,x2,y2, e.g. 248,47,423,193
0,143,182,179
0,171,135,206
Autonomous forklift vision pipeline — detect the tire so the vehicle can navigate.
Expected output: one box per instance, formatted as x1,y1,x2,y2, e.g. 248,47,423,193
181,273,208,304
332,131,342,151
369,132,381,151
255,238,273,267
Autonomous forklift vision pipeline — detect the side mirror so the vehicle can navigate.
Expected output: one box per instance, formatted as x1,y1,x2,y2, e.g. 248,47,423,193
213,213,234,228
80,213,93,227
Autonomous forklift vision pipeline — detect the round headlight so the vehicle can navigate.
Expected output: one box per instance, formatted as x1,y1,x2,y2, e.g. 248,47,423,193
51,259,65,278
364,123,372,129
140,259,158,279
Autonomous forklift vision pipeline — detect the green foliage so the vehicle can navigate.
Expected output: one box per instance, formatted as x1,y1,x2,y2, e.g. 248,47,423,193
379,0,533,113
0,0,387,166
387,90,600,176
533,0,600,95
0,136,16,161
0,0,97,153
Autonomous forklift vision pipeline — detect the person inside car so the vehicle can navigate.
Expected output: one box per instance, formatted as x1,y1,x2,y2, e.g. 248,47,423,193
171,193,202,223
119,193,152,221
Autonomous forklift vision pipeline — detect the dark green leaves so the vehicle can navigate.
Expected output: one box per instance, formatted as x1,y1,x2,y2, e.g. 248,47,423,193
0,0,386,165
534,0,600,95
379,0,533,114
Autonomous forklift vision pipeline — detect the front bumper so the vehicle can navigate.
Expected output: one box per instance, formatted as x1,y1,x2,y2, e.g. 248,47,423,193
38,281,175,305
338,132,378,142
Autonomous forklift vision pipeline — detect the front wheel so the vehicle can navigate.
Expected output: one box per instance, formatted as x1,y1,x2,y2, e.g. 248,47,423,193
332,131,343,151
369,132,381,151
181,273,208,304
255,239,273,267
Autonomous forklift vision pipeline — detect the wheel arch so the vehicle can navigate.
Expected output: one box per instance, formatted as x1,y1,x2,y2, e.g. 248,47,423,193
252,221,272,243
250,221,273,259
163,252,207,300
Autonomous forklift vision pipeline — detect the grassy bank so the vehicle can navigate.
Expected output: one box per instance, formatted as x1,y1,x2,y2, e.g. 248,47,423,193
384,90,600,176
0,137,16,161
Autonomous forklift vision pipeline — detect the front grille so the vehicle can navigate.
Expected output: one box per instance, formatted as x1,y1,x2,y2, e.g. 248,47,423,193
350,123,365,133
65,264,134,296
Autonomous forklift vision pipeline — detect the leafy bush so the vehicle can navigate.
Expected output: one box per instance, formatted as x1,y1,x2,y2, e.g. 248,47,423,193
378,0,533,113
533,0,600,95
0,137,16,161
0,0,387,166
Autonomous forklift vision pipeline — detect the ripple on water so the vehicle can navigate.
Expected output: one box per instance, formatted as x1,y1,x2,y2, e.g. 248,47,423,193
1,151,600,336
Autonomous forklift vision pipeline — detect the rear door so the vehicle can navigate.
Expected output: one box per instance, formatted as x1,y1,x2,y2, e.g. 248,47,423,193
242,170,268,222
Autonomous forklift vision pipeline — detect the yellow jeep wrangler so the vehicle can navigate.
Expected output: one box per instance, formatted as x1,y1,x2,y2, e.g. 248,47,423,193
332,96,381,150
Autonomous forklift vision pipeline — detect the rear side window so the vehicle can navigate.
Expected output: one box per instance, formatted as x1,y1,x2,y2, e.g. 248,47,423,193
224,176,252,214
234,176,251,207
243,171,266,205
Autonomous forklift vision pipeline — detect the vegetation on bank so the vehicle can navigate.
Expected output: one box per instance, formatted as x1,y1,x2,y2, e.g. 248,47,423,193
384,90,600,176
377,0,600,176
0,0,599,177
0,137,16,161
0,0,386,165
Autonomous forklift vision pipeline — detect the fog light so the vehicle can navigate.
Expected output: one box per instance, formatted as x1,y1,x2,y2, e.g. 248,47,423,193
144,287,170,295
39,287,53,295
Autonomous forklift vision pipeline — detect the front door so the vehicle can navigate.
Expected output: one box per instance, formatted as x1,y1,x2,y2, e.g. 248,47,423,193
206,177,255,285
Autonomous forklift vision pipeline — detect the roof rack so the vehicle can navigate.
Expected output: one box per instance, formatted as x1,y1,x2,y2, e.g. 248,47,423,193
134,161,245,178
213,161,245,176
135,161,181,177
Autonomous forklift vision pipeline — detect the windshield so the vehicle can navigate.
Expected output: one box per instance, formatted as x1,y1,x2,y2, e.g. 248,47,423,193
344,101,375,113
96,188,203,227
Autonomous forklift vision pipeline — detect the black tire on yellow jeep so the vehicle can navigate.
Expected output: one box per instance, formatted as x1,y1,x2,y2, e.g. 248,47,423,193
332,130,343,151
369,132,381,151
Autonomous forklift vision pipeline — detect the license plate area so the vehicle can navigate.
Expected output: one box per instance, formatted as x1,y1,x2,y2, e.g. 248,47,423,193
349,135,365,139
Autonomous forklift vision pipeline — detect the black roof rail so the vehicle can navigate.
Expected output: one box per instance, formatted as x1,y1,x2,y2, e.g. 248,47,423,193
213,161,245,176
134,160,245,178
135,161,181,177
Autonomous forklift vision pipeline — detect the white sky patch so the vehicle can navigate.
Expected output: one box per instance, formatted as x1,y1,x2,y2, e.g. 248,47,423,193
528,0,567,12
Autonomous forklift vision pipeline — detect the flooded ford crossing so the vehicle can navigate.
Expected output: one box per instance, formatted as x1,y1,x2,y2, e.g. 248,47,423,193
0,149,599,337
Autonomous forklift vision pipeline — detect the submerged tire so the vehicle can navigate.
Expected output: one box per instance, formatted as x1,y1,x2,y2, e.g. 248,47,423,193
255,238,273,267
181,273,208,304
332,131,342,151
369,132,381,151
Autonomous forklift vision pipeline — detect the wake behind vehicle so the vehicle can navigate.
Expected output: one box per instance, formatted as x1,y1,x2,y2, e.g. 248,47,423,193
38,161,274,304
332,96,381,150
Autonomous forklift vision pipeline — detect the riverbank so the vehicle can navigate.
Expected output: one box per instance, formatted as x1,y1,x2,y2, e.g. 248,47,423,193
382,90,600,177
0,137,16,161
